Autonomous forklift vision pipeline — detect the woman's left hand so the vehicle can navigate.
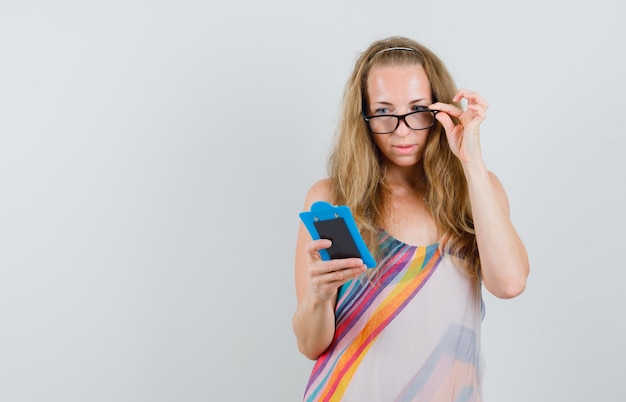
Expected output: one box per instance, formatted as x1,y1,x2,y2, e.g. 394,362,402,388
429,89,488,165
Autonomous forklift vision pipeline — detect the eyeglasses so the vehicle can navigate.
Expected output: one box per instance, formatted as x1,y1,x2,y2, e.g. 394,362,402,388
363,108,438,134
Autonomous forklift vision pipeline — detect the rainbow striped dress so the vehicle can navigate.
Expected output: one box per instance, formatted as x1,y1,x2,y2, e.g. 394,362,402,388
303,232,484,402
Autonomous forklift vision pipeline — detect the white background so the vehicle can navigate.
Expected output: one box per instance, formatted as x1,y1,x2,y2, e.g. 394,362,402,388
1,1,625,401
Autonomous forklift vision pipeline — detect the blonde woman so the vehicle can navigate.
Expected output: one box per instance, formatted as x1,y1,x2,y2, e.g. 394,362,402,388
292,36,529,401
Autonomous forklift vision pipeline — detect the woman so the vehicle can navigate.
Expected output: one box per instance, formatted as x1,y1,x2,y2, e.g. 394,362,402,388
292,36,529,402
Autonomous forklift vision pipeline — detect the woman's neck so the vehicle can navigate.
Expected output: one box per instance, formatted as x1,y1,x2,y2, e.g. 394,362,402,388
383,162,427,192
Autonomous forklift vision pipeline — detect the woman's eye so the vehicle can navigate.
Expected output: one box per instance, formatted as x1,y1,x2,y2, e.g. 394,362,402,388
374,108,390,115
412,105,428,112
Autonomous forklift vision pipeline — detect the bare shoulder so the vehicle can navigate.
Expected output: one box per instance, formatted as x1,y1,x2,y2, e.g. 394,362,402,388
303,178,333,208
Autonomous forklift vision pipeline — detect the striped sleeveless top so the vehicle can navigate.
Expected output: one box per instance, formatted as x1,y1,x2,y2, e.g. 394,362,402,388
303,231,484,402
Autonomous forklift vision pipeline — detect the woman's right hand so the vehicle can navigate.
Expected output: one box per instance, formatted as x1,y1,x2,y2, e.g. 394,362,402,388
292,179,367,359
305,239,367,301
293,237,368,359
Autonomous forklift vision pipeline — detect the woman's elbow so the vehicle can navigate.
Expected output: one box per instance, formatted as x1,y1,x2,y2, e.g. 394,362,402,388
484,262,529,299
487,270,528,299
297,342,324,361
493,279,526,299
292,316,329,360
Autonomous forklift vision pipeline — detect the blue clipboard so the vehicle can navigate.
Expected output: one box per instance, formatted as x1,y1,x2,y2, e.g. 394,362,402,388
299,201,376,268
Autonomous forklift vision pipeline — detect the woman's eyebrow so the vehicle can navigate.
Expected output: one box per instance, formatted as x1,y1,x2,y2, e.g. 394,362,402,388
370,98,429,105
369,100,394,106
370,98,431,107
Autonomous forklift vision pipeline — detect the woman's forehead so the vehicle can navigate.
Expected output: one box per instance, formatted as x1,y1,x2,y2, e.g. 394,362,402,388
366,64,431,101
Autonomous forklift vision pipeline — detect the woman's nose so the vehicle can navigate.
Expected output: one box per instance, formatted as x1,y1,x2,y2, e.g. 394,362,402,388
394,117,412,136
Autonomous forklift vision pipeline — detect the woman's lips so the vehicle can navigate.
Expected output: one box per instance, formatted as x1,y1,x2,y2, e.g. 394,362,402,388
394,144,416,154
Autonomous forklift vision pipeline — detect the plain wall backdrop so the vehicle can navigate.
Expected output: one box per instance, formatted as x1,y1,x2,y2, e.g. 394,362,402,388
1,1,625,401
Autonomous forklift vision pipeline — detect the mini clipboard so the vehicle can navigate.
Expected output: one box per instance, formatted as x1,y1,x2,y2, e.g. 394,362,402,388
299,201,376,268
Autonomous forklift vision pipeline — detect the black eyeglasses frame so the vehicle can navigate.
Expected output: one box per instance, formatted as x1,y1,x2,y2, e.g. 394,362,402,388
362,109,439,134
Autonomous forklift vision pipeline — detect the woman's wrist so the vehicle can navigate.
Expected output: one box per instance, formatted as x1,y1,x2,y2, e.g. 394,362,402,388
461,158,489,180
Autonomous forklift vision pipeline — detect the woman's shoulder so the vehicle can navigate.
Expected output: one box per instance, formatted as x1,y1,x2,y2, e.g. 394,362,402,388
303,178,333,208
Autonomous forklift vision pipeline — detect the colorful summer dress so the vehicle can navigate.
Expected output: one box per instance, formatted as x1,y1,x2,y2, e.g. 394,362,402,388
303,231,484,402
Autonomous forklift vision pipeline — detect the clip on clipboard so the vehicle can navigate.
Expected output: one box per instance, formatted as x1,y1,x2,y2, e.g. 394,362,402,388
299,201,376,268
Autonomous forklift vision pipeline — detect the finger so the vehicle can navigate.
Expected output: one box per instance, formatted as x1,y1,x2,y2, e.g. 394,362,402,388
453,89,477,103
453,89,470,102
305,239,332,254
433,110,456,134
430,102,463,117
305,239,332,264
466,104,487,118
329,264,367,283
454,89,489,109
310,264,367,293
323,257,365,273
309,254,364,274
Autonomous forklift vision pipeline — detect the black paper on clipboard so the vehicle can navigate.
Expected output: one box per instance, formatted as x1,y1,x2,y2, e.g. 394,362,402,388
299,201,376,268
313,217,360,259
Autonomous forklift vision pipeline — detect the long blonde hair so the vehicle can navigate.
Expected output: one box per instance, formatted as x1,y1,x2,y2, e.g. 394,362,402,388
328,36,480,278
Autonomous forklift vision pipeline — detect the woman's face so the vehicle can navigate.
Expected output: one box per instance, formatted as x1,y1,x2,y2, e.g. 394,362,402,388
365,64,433,170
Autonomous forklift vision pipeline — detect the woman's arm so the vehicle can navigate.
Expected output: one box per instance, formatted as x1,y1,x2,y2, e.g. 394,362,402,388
431,90,529,299
292,179,367,359
463,164,529,298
